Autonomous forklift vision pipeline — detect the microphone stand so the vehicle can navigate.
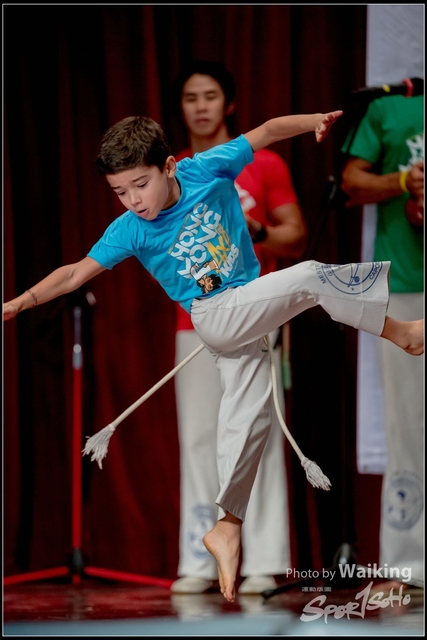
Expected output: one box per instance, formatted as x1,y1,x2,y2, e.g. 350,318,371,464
4,286,172,589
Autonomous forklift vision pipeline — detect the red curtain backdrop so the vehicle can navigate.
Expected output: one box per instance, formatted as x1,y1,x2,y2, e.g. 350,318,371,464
4,5,370,580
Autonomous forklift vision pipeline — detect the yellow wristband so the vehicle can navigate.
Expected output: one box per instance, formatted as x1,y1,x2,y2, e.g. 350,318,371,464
399,170,409,193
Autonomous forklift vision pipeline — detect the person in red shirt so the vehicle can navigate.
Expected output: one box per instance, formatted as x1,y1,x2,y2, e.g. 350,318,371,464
170,60,308,595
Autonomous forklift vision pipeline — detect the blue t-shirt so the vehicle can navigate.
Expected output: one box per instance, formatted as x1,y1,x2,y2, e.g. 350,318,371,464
88,135,261,313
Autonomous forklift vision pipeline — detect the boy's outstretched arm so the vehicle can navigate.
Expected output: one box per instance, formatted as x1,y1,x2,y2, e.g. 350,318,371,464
3,257,106,321
244,111,343,152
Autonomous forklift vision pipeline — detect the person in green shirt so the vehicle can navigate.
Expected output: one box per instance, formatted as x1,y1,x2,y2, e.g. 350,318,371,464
341,93,424,590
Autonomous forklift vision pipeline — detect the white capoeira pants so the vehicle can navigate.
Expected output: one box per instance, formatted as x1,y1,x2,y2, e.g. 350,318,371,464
175,329,290,579
377,293,424,588
190,260,390,523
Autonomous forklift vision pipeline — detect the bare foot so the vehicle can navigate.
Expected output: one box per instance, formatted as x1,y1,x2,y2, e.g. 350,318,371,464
381,317,424,356
203,512,242,602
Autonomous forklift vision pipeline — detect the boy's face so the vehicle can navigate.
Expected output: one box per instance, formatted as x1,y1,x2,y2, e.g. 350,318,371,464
106,157,179,220
180,73,234,138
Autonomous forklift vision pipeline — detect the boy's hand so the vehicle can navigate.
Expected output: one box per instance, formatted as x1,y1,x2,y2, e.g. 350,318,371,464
315,111,343,142
3,302,19,321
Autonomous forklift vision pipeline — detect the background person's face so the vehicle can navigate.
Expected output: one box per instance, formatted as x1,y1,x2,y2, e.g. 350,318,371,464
180,73,228,138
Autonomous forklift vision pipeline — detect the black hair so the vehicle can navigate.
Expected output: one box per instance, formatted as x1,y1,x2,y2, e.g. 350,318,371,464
171,60,236,112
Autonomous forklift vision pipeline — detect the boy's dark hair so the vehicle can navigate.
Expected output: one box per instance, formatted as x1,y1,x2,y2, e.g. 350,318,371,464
172,60,236,111
95,116,172,175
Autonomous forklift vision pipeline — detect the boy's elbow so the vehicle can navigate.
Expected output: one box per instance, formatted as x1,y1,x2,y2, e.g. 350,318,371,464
67,261,93,291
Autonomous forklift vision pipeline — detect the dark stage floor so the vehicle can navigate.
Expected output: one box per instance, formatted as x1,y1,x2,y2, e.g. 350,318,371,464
3,577,424,636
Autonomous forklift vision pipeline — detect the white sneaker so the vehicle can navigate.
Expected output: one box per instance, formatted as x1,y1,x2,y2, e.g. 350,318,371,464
170,576,214,594
238,575,276,594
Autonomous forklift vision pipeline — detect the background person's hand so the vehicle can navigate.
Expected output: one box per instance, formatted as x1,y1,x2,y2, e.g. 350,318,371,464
406,161,424,201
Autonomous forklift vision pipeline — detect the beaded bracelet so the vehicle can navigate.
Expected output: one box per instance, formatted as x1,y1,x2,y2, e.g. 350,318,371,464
26,289,38,307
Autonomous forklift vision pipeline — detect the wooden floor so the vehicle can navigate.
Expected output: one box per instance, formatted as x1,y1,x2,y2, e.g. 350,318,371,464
3,576,424,636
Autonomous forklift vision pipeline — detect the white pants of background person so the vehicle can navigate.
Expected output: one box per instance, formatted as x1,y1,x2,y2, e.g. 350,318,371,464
175,328,291,587
377,293,424,588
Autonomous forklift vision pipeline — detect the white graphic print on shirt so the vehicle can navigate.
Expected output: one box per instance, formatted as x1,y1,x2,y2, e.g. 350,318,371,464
169,201,240,294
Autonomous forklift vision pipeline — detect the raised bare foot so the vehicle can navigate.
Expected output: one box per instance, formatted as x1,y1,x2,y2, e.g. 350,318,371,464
381,317,424,356
203,513,242,602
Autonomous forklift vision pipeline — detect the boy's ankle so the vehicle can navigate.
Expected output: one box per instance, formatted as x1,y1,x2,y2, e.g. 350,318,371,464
222,511,242,526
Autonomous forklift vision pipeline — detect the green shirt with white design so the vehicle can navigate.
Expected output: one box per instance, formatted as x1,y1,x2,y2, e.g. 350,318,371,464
346,94,424,293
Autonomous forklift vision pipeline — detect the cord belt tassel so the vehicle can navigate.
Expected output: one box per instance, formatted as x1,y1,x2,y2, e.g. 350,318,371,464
84,336,331,491
82,343,204,468
265,335,331,491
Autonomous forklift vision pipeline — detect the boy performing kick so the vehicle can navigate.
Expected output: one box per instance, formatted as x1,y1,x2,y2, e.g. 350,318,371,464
4,109,423,603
